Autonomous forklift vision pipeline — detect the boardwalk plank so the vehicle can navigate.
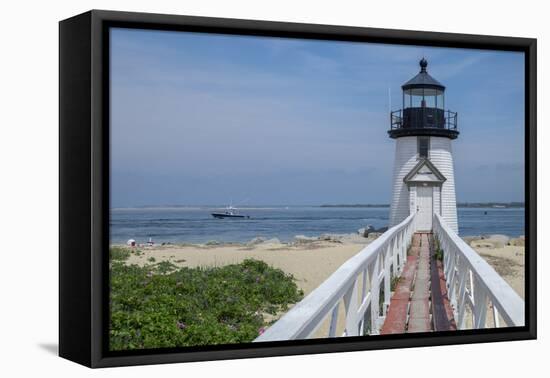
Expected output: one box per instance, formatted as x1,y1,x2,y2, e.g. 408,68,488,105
408,233,432,333
430,234,457,331
381,232,458,335
380,233,421,335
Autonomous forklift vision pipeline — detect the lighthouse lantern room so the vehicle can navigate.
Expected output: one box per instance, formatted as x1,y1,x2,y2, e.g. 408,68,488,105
388,59,459,234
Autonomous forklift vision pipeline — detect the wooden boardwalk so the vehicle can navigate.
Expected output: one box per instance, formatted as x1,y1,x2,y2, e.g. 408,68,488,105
256,213,524,342
381,232,456,334
256,214,524,342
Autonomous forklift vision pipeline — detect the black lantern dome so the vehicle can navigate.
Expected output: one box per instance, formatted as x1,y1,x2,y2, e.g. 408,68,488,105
389,59,458,139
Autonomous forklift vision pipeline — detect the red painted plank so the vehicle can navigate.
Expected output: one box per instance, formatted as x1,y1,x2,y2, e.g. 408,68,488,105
381,233,423,335
430,255,457,331
383,232,460,334
380,298,409,334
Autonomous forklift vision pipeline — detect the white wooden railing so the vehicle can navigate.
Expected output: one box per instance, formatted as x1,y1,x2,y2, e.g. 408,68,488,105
255,213,416,342
433,213,525,329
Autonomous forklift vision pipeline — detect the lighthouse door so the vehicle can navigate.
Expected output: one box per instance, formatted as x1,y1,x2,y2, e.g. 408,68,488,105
416,185,433,231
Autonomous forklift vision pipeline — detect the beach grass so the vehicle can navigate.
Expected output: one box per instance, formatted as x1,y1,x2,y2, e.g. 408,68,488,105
109,246,131,261
109,248,304,350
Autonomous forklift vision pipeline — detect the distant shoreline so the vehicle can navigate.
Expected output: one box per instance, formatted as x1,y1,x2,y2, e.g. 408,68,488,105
320,202,525,209
111,202,525,210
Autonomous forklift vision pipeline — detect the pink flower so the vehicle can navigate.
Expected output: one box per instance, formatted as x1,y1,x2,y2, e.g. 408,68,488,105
176,321,187,330
258,327,266,335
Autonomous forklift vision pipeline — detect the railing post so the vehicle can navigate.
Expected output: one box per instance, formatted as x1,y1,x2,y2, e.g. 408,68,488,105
399,230,407,264
447,248,458,309
473,277,488,328
383,244,391,316
406,225,410,255
469,270,475,306
343,281,359,336
443,239,452,279
361,268,368,303
456,262,468,329
492,305,501,328
328,304,340,337
359,267,368,335
391,237,399,275
369,258,380,335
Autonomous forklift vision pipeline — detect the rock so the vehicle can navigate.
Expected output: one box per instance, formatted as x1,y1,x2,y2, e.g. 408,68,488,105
485,234,510,248
247,237,266,246
319,233,344,242
376,226,389,233
462,235,481,244
263,238,281,245
509,236,525,246
358,225,376,238
293,235,318,244
470,240,495,249
468,234,510,249
366,232,382,240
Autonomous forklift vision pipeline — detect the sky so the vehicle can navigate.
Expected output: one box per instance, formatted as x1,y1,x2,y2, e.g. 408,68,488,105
110,28,525,207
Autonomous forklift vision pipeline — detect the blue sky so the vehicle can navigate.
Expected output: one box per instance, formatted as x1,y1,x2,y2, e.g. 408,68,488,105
110,28,525,207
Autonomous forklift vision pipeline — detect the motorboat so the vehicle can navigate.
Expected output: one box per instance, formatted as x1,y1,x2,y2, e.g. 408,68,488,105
211,206,250,219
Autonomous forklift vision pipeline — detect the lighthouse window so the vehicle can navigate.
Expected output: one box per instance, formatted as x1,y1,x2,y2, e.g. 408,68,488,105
424,95,436,108
418,137,429,159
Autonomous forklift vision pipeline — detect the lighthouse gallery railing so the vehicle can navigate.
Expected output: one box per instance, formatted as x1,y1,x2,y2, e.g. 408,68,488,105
255,213,416,342
433,213,524,329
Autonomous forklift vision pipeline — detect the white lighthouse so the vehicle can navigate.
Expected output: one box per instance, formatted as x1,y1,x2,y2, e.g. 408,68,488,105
388,58,459,234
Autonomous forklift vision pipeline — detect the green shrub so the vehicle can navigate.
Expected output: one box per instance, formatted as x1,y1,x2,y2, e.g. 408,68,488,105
433,237,444,261
156,261,177,274
110,247,131,261
109,259,303,350
390,275,401,291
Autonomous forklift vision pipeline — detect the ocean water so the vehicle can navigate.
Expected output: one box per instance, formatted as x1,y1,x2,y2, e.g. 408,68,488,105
110,206,525,244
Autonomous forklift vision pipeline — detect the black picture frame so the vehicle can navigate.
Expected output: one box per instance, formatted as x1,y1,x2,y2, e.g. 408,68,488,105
59,9,537,368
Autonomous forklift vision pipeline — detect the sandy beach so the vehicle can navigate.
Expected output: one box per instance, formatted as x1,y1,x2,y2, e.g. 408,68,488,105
123,236,371,296
115,233,525,337
118,237,525,298
118,233,525,302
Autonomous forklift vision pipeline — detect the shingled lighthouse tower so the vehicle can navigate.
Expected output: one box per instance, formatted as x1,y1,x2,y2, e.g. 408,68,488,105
388,59,459,234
